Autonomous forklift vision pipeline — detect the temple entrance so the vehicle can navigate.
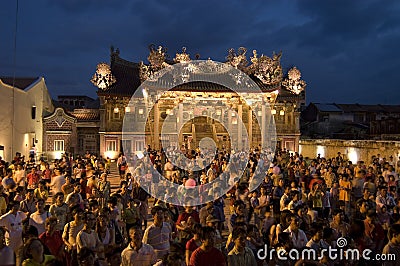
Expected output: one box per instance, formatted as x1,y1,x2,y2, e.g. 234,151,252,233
178,116,230,151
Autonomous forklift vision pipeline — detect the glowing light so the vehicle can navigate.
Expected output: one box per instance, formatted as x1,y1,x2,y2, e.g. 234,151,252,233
347,147,358,164
316,145,325,158
90,63,116,90
125,107,131,113
271,109,276,115
138,108,144,115
113,107,119,113
216,109,222,116
54,151,63,160
257,111,262,116
279,110,285,116
142,88,148,98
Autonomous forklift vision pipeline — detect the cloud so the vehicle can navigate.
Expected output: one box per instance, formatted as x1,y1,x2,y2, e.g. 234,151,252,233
1,0,399,103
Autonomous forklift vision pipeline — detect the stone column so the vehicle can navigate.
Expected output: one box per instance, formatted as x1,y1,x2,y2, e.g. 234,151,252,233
154,101,160,150
178,102,184,145
248,106,253,149
238,103,243,150
261,102,266,149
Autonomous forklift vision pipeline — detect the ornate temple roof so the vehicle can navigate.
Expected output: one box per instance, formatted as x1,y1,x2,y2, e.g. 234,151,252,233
93,46,306,102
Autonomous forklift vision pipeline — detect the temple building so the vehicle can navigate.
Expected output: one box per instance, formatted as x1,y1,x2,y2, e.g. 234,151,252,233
91,46,306,159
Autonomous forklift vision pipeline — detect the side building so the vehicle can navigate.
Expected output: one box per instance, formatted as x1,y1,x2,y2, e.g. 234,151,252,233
0,77,54,162
42,96,100,160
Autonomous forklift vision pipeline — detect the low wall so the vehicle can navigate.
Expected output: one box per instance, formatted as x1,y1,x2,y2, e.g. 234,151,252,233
299,139,400,163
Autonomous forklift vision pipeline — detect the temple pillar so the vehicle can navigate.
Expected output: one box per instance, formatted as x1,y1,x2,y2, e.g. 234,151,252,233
248,106,253,149
261,102,266,149
154,102,160,150
178,102,184,144
238,103,243,151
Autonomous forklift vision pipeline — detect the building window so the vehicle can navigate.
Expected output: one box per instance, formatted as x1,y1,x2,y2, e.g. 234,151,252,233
31,106,36,119
113,110,120,120
135,140,145,152
106,140,117,151
54,140,64,151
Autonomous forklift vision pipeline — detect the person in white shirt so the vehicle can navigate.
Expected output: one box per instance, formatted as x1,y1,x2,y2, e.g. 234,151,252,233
13,164,26,187
283,214,308,249
48,168,66,194
76,211,103,257
29,198,50,235
0,200,27,251
142,206,171,260
121,227,157,266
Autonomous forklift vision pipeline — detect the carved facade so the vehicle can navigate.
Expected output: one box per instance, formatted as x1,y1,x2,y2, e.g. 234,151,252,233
93,46,306,159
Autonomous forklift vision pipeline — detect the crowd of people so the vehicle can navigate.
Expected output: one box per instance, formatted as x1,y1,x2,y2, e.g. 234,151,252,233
0,147,400,266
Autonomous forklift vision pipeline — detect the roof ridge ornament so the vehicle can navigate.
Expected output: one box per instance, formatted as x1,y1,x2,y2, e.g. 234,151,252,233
90,62,116,90
226,47,248,70
174,47,191,64
282,66,306,95
226,48,284,86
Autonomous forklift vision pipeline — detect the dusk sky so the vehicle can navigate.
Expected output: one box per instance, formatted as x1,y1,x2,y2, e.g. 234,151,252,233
1,0,399,104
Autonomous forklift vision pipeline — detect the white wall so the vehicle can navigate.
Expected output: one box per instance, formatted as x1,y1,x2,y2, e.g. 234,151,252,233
0,78,54,162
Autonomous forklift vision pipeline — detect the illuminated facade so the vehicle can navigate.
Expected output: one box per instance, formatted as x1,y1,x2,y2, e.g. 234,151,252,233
92,46,306,159
0,77,54,161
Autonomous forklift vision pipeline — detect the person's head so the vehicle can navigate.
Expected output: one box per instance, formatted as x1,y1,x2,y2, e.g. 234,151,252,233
100,173,107,181
333,210,344,223
233,200,245,215
388,224,400,245
289,214,300,232
54,192,64,204
311,224,323,241
72,207,84,222
54,168,62,176
129,227,143,247
35,199,45,212
9,200,20,213
206,215,219,228
45,216,58,233
200,226,216,248
366,211,377,225
38,180,46,190
23,237,44,261
151,206,165,225
26,188,34,199
232,227,247,249
380,186,388,197
83,211,96,228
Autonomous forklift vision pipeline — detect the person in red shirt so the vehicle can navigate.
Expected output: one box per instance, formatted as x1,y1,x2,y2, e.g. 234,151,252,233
185,223,202,266
176,206,200,245
26,167,40,189
39,216,65,260
189,226,226,266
